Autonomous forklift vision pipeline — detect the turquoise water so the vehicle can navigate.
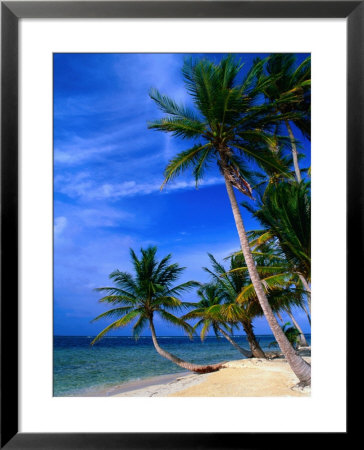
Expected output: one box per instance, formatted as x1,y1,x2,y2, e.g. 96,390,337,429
53,335,311,396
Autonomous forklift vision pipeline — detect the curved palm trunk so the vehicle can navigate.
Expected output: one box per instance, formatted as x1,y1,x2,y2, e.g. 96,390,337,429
299,274,311,314
149,320,224,374
301,301,311,325
285,120,302,182
241,321,266,358
285,308,308,347
223,174,311,385
216,326,253,358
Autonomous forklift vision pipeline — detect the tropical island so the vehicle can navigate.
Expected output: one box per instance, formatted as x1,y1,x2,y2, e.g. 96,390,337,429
54,53,311,397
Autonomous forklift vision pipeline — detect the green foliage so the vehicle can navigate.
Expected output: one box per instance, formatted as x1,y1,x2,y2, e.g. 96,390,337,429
147,54,311,349
268,322,301,349
243,181,311,280
258,53,311,140
202,252,292,322
223,239,306,317
149,54,294,192
91,246,197,345
183,283,233,340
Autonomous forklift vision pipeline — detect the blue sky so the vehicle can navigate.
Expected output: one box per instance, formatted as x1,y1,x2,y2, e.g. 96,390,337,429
54,53,310,337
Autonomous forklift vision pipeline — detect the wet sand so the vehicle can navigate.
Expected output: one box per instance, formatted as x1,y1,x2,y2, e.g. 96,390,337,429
113,371,210,397
78,371,190,396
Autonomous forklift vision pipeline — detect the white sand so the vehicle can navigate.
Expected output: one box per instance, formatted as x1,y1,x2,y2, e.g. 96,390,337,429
113,372,209,397
112,350,311,397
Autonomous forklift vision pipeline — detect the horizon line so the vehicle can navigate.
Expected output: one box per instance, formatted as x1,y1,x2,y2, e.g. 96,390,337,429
54,333,311,338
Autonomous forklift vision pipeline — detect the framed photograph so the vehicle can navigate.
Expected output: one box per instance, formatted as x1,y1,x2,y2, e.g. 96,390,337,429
1,1,357,448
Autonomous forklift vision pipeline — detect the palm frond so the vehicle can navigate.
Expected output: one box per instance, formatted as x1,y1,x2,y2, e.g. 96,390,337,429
132,315,148,340
148,116,206,139
90,306,133,323
95,293,136,306
91,309,141,345
158,309,194,337
153,296,183,311
149,88,199,121
161,143,212,189
233,142,293,178
200,319,211,341
236,273,290,304
165,280,201,297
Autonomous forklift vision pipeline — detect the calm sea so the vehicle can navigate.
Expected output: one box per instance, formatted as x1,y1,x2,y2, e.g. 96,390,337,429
53,335,311,396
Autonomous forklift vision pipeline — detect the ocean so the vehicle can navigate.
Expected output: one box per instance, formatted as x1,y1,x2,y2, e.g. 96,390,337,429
53,335,311,396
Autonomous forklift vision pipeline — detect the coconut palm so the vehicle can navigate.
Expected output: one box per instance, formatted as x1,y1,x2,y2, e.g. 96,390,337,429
258,53,311,182
91,246,224,373
300,297,311,325
243,180,311,313
203,253,266,358
149,55,311,385
269,322,301,349
283,307,308,347
223,245,310,349
234,231,310,346
183,283,253,358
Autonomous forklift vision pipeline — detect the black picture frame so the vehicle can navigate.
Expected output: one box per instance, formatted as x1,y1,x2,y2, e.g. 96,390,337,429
1,1,357,448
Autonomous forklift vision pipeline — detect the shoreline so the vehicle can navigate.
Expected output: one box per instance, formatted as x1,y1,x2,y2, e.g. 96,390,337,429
112,348,311,397
75,371,191,397
66,348,311,398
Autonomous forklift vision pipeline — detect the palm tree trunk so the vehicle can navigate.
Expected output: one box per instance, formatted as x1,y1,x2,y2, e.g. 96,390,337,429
149,319,224,374
285,120,302,182
298,273,311,314
241,320,266,358
285,308,308,347
216,326,253,358
301,301,311,325
223,174,311,385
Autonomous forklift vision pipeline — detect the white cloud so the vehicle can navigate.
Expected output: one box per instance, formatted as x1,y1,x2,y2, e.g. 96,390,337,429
77,207,134,228
54,216,67,235
113,53,189,104
54,119,153,166
55,173,224,201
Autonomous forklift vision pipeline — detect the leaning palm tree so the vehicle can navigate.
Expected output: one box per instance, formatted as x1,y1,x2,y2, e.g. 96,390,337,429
231,240,310,346
223,244,310,352
283,306,309,347
149,55,311,385
269,322,301,349
91,247,225,373
183,283,253,358
204,253,266,358
258,53,311,182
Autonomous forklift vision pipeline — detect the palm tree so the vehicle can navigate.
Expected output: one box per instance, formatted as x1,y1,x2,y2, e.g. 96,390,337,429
300,297,311,325
183,283,253,358
232,239,310,345
235,231,310,347
91,246,225,374
203,254,266,358
149,55,311,385
224,244,310,351
258,53,311,182
243,180,311,314
269,322,301,349
283,307,308,347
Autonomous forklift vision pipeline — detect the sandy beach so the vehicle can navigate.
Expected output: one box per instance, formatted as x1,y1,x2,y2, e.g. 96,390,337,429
113,349,311,397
